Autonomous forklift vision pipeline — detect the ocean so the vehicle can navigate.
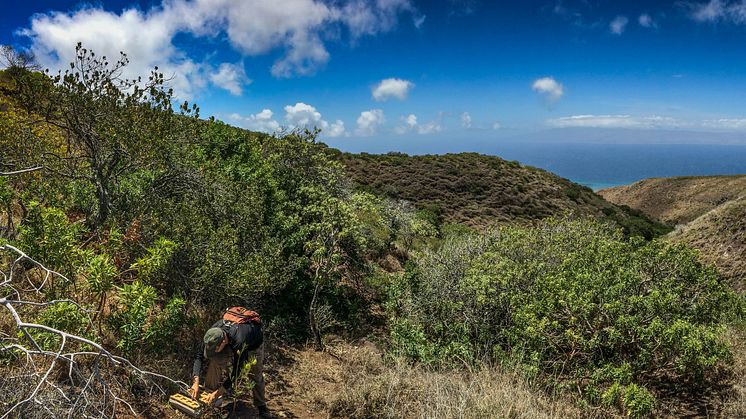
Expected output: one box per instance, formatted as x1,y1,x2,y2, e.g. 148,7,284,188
468,143,746,191
328,137,746,191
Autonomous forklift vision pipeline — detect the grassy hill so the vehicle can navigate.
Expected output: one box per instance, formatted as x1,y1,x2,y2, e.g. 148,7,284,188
600,175,746,289
329,150,670,238
599,175,746,225
668,196,746,290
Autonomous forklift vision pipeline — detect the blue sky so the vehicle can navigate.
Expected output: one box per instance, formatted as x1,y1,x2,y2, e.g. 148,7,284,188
3,0,746,151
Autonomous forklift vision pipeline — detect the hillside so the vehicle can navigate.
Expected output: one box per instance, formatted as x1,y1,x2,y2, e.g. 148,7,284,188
330,150,670,238
668,196,746,290
599,175,746,225
600,175,746,289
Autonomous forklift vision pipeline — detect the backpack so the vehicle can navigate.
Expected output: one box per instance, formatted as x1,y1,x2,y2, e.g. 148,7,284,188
223,306,262,327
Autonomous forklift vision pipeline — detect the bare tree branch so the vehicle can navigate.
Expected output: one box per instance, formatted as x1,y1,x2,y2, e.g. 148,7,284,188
0,244,187,417
0,166,43,176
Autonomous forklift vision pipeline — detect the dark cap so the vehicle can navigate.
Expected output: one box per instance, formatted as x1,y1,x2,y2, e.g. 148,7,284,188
203,327,225,359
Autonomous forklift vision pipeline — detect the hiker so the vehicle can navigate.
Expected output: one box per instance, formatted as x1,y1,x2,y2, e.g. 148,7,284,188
189,307,269,417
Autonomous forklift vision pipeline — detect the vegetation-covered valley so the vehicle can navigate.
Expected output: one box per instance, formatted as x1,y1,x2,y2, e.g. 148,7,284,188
1,46,744,418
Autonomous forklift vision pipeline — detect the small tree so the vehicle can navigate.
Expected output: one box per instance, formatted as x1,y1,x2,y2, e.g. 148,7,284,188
14,43,199,227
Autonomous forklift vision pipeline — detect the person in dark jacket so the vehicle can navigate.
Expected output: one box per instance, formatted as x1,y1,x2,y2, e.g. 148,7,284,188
189,318,268,416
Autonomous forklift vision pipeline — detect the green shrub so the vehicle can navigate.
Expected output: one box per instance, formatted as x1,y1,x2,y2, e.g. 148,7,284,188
131,237,177,283
387,217,740,413
29,302,91,351
16,202,83,285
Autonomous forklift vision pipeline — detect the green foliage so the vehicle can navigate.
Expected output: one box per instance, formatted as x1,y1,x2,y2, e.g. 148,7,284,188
144,296,187,352
332,151,670,237
17,202,83,281
131,237,177,283
111,281,157,353
84,253,117,295
387,217,740,413
29,302,90,351
231,354,257,405
109,280,186,354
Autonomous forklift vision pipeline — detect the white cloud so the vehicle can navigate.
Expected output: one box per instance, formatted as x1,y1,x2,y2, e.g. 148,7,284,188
702,118,746,130
282,102,347,136
417,120,442,134
395,113,418,134
356,109,385,136
547,114,746,131
492,122,502,130
692,0,727,21
234,109,281,133
340,0,416,38
395,113,441,135
372,78,414,101
284,102,330,131
532,77,564,102
610,15,629,35
209,62,250,96
232,105,346,136
327,120,347,137
461,112,472,128
20,0,417,96
546,115,682,129
638,14,656,28
690,0,746,23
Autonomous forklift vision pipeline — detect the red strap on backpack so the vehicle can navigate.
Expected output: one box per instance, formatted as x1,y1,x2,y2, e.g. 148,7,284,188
223,306,261,326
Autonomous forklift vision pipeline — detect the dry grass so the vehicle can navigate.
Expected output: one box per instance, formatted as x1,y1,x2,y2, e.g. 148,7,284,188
270,340,612,419
716,327,746,418
668,196,746,290
599,175,746,225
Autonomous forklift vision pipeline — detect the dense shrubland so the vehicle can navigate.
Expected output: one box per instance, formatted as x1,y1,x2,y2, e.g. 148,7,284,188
332,150,672,239
385,218,740,417
0,45,742,417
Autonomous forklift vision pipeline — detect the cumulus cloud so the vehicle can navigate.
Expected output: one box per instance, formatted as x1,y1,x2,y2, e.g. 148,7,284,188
461,112,472,128
638,13,656,28
284,102,326,128
230,104,346,137
532,77,565,102
372,78,414,101
209,63,250,96
282,102,346,136
230,109,281,133
327,120,347,137
356,109,385,136
610,15,629,34
19,0,417,97
395,113,441,135
690,0,746,23
546,115,682,129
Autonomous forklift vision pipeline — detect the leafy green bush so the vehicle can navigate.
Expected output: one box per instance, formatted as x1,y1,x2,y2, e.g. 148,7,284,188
109,281,186,354
29,302,91,351
16,202,83,284
387,217,740,414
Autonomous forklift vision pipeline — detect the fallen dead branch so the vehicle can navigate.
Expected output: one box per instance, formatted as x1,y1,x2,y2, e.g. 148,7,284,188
0,244,187,418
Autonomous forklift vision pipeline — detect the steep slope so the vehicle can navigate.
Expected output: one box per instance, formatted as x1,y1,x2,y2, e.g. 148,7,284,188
599,175,746,289
668,196,746,290
599,175,746,225
328,151,669,238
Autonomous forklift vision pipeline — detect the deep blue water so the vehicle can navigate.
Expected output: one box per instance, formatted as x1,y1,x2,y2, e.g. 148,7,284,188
464,143,746,190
